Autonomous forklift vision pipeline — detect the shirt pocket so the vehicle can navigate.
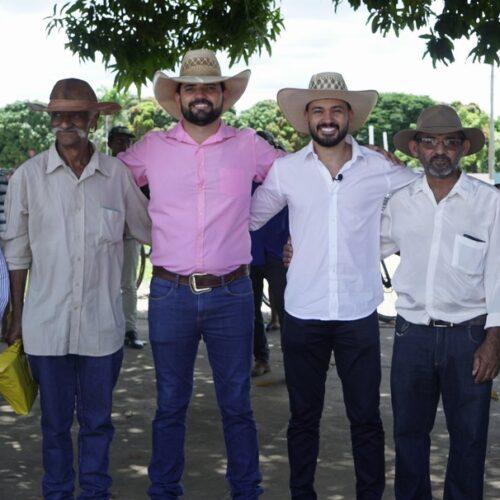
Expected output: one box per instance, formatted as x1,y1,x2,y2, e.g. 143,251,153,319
451,234,486,275
100,207,124,244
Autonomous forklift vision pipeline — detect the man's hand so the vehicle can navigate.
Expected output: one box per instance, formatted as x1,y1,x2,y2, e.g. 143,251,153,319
283,237,293,268
365,144,405,166
472,327,500,383
5,317,22,346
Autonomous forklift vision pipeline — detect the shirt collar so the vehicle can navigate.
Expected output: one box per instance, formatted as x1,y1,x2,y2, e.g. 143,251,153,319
166,120,237,145
304,134,365,166
410,169,471,200
46,142,110,177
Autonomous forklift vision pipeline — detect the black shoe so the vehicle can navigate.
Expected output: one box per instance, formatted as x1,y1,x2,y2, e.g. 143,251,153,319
124,330,145,349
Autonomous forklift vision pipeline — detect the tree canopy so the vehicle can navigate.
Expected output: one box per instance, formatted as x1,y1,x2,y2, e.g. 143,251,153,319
46,0,499,92
47,0,284,92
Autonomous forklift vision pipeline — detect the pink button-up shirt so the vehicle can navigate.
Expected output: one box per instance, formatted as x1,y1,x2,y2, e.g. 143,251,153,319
119,121,283,275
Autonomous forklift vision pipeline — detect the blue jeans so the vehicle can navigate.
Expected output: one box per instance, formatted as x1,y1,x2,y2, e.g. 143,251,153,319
147,275,262,499
282,311,385,500
29,350,123,500
391,316,492,500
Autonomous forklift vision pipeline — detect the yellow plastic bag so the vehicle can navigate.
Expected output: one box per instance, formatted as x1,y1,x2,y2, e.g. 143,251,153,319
0,340,38,415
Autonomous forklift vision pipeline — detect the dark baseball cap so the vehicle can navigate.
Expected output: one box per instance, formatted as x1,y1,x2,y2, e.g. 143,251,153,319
108,126,135,139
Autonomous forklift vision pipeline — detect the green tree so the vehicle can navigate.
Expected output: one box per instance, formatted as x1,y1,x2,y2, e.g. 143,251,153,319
0,102,53,169
47,0,284,92
357,93,436,152
230,100,307,152
127,99,176,139
46,1,499,93
450,101,490,173
331,0,499,67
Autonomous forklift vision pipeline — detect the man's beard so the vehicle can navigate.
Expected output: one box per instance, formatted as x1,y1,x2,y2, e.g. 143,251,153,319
181,99,223,126
309,121,348,148
422,154,459,178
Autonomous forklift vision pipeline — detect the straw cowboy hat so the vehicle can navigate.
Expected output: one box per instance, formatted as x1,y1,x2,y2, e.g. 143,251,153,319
153,48,251,119
277,72,379,135
393,104,485,156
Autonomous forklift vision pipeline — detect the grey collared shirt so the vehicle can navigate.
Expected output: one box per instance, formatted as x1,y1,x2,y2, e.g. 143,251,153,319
1,143,151,356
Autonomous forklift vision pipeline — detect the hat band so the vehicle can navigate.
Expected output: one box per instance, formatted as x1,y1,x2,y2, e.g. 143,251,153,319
46,99,102,111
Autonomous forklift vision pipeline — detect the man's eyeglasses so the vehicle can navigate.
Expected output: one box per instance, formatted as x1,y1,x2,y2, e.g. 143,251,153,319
415,136,464,151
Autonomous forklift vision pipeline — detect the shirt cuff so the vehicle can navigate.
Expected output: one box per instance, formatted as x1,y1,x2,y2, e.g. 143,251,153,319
485,313,500,329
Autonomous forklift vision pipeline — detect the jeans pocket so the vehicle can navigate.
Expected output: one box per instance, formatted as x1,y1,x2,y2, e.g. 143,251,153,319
224,277,253,297
395,316,411,338
149,277,176,301
468,325,486,345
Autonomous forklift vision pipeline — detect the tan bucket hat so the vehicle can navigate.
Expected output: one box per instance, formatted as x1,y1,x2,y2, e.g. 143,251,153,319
277,72,378,135
154,48,251,119
393,105,485,156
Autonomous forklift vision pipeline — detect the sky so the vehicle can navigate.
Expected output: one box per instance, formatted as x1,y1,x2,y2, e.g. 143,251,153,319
0,0,498,118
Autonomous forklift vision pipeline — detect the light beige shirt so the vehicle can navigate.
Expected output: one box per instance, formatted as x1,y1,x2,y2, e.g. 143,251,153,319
1,143,152,356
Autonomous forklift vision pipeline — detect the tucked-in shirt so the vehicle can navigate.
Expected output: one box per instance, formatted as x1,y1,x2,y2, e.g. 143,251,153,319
381,172,500,329
1,143,151,356
250,137,417,321
119,121,284,275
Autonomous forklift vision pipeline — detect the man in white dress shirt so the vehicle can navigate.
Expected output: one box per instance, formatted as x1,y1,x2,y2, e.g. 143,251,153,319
250,72,416,500
381,105,500,500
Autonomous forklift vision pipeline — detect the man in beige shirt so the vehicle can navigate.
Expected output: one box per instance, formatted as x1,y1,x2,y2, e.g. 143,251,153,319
1,78,150,499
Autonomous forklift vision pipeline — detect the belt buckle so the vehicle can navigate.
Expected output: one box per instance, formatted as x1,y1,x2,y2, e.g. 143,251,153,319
432,320,454,328
189,273,212,294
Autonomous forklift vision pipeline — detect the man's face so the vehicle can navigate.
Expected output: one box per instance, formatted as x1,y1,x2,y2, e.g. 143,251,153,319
409,133,470,179
108,133,132,156
50,110,97,148
176,83,224,126
305,98,352,148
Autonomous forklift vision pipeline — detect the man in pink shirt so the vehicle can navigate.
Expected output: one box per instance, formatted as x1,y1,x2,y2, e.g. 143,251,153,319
119,49,283,499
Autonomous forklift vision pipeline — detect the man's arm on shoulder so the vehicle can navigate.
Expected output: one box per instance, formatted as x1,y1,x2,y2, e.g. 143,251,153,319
117,133,152,187
250,163,287,231
253,131,287,183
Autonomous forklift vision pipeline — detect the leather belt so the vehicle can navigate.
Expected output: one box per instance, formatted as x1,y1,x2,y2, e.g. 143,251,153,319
429,315,487,328
152,265,249,294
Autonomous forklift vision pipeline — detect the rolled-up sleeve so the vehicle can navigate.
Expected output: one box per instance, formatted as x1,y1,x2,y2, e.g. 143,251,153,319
1,168,32,270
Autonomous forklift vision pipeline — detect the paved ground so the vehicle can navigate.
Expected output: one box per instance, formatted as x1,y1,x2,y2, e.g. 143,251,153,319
1,308,500,499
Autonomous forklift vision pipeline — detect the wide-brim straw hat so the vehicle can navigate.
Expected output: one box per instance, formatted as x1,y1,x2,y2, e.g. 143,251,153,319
154,48,250,119
393,104,485,156
277,72,378,135
26,99,120,115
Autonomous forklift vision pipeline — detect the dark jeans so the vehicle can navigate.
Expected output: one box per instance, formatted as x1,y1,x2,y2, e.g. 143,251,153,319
391,316,492,500
282,311,385,500
29,350,123,500
147,275,262,500
250,255,287,362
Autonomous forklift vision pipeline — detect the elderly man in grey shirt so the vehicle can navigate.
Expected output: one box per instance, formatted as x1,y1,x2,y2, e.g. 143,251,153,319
1,78,151,499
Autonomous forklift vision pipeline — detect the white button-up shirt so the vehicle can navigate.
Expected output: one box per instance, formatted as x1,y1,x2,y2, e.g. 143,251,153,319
1,143,151,356
381,172,500,329
250,137,417,321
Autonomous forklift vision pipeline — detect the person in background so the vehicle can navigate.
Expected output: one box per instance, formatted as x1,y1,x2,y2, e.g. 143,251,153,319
382,104,500,499
250,130,288,377
108,126,146,349
1,78,151,499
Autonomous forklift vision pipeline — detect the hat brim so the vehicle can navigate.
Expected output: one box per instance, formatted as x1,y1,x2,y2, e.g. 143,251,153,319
277,88,378,135
26,101,121,115
393,126,485,156
153,69,251,119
